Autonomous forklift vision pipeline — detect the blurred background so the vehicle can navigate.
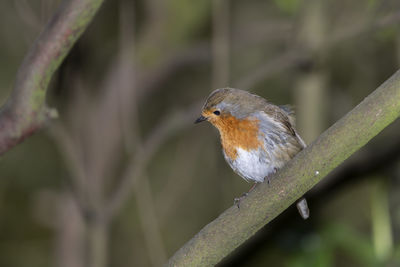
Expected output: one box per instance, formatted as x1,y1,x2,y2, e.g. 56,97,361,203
0,0,400,266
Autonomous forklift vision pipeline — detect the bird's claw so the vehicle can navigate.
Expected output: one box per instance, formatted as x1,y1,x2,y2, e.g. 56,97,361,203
266,170,276,185
234,192,248,209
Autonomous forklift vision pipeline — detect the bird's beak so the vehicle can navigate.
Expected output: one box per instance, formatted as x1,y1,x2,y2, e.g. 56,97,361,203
194,115,207,124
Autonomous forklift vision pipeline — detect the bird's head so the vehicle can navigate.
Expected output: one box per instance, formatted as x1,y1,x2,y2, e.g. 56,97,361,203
195,88,268,128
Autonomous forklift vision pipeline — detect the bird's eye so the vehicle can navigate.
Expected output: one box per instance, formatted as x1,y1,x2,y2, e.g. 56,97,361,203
213,110,221,116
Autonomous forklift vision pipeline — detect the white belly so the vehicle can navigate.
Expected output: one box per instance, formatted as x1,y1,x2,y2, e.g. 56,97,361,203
224,147,277,183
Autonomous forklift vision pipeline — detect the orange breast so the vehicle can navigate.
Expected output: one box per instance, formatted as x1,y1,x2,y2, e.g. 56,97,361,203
211,115,262,160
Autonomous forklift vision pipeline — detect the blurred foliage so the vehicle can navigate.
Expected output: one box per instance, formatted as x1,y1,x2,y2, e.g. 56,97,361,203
0,0,399,266
274,0,300,15
168,0,210,44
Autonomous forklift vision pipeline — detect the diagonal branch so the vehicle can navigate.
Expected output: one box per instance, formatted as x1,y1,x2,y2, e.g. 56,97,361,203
220,136,400,266
0,0,104,155
167,70,400,266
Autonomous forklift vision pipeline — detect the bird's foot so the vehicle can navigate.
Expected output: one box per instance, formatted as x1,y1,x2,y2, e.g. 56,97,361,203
234,192,248,209
266,168,278,185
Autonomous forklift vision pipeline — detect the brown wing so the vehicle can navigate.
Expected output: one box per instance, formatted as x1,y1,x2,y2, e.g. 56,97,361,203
275,106,307,150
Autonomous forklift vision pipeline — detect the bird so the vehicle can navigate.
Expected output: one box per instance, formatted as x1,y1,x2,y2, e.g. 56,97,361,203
195,88,309,219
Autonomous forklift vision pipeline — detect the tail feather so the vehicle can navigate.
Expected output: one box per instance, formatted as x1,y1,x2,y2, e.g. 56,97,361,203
296,198,309,219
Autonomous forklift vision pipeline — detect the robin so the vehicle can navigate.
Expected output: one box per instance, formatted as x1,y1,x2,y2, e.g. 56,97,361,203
195,88,309,219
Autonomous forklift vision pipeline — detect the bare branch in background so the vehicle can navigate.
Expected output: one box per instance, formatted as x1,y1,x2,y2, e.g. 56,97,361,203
134,174,168,266
49,2,202,266
235,11,400,90
136,42,211,102
32,190,85,267
104,102,201,220
156,138,200,224
50,122,90,214
235,50,307,89
212,0,230,88
0,0,104,156
14,0,42,33
294,0,328,143
117,1,167,265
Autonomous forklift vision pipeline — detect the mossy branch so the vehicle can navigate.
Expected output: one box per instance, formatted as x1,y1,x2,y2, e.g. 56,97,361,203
167,69,400,266
0,0,104,155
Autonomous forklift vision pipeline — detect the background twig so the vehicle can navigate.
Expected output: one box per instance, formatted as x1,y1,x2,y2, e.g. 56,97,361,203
0,0,104,155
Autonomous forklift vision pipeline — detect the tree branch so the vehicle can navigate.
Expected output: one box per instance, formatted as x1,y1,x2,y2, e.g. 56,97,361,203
167,70,400,266
219,136,400,266
0,0,104,155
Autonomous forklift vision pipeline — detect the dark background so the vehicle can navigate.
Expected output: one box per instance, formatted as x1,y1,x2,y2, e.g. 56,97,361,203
0,0,400,266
